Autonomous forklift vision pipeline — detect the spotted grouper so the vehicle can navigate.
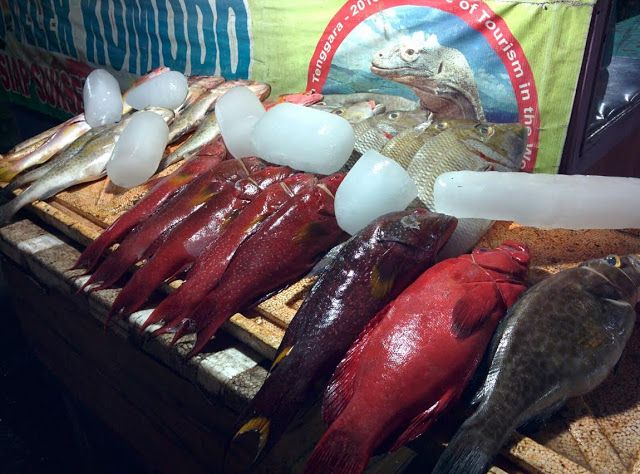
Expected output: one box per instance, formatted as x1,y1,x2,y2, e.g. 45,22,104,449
433,254,640,474
232,208,458,463
305,241,531,474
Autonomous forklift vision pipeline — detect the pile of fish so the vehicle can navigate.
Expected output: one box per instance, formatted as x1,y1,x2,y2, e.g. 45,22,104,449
2,69,638,474
0,69,273,224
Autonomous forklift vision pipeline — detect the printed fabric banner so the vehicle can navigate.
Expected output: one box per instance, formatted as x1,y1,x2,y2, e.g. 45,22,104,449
0,0,594,172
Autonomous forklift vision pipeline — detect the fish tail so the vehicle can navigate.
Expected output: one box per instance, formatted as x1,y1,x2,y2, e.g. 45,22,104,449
0,192,29,225
84,246,139,292
431,415,502,474
230,353,314,463
304,424,371,474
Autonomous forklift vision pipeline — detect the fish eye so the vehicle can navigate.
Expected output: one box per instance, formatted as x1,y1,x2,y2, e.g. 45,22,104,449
605,255,622,267
388,112,400,119
435,121,448,130
334,109,344,115
475,124,492,135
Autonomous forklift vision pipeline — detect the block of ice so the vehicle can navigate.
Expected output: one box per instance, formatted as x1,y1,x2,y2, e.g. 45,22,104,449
335,150,418,235
215,85,266,158
83,69,123,128
434,171,640,229
107,110,170,188
125,70,188,110
253,102,355,174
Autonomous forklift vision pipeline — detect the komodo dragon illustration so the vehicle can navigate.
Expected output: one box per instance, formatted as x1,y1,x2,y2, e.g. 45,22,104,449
371,33,485,121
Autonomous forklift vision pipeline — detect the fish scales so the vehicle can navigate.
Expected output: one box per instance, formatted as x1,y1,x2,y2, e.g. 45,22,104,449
433,254,640,474
305,242,531,474
232,209,457,462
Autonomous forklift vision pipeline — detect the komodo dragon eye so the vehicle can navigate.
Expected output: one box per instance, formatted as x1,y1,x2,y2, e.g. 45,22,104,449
406,48,415,55
400,47,418,62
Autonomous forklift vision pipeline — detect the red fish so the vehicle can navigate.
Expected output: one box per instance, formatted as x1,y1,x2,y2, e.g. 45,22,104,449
81,157,265,292
73,138,229,273
153,173,348,357
305,242,530,474
264,90,324,110
140,173,318,332
108,166,296,320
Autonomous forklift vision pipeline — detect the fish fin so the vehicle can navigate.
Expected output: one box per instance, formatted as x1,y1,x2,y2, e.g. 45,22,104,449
305,428,371,474
451,282,499,338
388,389,458,452
517,399,566,436
291,221,330,245
369,257,398,299
322,304,390,425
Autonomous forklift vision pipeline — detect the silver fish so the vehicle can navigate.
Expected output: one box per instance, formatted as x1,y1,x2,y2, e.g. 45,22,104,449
0,115,91,182
0,108,174,225
313,100,386,123
406,122,526,257
353,110,430,155
433,254,640,474
167,80,271,143
321,93,419,111
160,112,220,169
4,125,106,194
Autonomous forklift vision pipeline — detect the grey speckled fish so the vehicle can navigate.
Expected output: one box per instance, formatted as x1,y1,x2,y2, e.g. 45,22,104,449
0,108,174,225
433,254,640,474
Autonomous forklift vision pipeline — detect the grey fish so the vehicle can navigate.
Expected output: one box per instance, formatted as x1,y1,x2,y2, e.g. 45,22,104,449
406,121,525,258
159,112,220,169
167,80,270,144
321,93,419,111
313,100,385,124
433,254,640,474
0,108,174,225
4,125,107,194
0,115,91,182
353,109,430,155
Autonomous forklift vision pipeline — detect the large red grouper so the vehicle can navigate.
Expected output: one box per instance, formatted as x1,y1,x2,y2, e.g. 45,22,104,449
305,241,531,474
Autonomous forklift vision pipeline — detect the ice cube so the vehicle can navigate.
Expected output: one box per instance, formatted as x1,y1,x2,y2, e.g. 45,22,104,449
434,171,640,229
107,110,170,188
125,70,188,110
215,85,266,158
335,150,418,235
83,69,123,128
253,103,354,174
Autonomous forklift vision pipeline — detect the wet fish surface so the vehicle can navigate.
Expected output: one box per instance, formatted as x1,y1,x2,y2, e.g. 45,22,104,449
433,254,640,474
232,208,457,462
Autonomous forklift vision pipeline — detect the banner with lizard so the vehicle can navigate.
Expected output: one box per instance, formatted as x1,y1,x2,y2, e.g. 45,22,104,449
0,0,594,172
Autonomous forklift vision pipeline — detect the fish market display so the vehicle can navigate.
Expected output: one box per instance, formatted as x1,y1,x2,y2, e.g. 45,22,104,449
234,209,457,461
215,85,266,158
0,108,173,225
125,70,188,110
433,254,640,474
107,110,170,188
141,173,317,332
151,173,347,357
73,139,228,273
108,165,296,320
2,124,61,160
0,115,91,182
306,242,531,474
335,150,417,235
80,157,266,291
435,171,640,230
253,103,355,174
83,69,123,127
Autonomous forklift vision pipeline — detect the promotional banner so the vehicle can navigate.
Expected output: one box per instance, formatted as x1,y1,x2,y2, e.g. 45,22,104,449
0,0,594,172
